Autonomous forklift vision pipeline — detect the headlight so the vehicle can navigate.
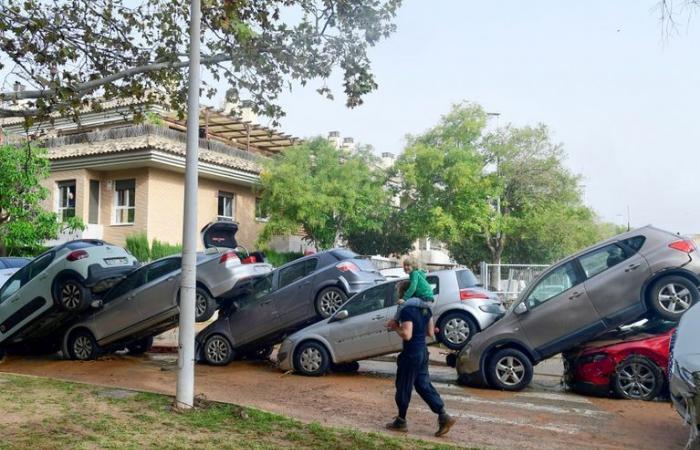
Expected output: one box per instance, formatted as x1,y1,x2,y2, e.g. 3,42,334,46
679,366,698,389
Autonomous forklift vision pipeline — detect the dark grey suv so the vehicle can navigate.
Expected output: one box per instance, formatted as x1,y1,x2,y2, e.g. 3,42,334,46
196,249,384,365
457,226,700,391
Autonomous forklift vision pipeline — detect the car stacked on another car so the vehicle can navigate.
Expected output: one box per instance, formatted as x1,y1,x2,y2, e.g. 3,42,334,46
0,240,138,357
197,249,385,365
669,302,700,447
457,226,700,392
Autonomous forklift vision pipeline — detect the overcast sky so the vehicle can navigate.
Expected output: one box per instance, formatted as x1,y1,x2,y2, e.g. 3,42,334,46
239,1,700,235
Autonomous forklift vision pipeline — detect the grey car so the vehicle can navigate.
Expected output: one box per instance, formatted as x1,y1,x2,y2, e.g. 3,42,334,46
277,270,505,376
669,303,700,447
196,249,384,365
457,226,700,391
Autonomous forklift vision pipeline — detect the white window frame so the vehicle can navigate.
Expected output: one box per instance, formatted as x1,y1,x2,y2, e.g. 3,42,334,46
114,179,136,225
217,191,235,220
56,180,76,222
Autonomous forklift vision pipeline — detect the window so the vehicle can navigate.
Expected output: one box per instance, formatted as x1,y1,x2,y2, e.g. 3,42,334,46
526,261,584,309
279,261,307,289
578,244,629,279
217,191,235,220
456,269,479,288
343,284,388,318
622,236,646,252
426,276,440,295
88,180,100,224
235,274,274,309
57,180,76,221
114,179,135,224
0,253,55,303
104,267,147,302
145,258,182,283
255,197,269,221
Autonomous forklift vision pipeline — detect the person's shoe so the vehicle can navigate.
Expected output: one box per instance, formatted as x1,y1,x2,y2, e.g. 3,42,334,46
435,413,456,437
385,416,407,432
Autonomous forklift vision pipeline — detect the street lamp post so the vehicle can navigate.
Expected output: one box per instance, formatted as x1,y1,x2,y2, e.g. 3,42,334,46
176,0,201,410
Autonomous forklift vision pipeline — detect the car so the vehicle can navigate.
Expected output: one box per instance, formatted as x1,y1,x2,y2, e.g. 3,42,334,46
196,249,384,365
563,319,675,400
0,240,138,357
669,303,700,446
456,226,700,391
0,257,31,287
277,270,505,376
59,222,273,360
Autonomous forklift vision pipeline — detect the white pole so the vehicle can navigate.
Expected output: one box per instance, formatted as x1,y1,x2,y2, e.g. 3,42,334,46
176,0,201,410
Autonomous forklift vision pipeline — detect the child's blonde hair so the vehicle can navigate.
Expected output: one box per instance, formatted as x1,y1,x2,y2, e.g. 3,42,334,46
402,256,419,270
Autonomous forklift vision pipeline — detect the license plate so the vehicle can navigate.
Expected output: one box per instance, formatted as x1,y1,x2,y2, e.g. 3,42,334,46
104,257,128,266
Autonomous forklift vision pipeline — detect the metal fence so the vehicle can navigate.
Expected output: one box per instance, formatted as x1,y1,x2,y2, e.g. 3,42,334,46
478,262,550,306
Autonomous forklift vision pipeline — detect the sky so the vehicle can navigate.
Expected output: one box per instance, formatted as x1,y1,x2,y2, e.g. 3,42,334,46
238,1,700,235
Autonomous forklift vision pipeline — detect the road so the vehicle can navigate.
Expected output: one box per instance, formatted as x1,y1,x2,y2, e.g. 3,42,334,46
0,351,689,449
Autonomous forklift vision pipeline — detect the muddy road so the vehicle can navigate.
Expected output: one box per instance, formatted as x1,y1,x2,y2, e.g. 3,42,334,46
0,353,687,449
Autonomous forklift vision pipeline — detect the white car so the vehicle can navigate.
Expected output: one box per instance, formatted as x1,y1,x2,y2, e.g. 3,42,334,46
0,257,30,287
0,240,138,355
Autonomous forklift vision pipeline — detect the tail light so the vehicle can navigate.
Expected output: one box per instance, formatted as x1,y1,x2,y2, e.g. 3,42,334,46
219,251,240,264
669,239,697,254
459,289,489,301
66,250,89,261
241,256,256,264
336,261,360,273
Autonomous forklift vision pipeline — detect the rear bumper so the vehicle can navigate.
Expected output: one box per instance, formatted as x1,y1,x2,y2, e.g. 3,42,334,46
208,263,273,298
340,275,384,295
86,263,139,292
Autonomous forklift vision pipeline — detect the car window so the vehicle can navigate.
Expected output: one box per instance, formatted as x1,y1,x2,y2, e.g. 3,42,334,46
526,261,584,309
278,261,307,289
304,258,318,274
456,269,479,288
146,258,181,283
27,253,54,280
0,267,28,303
621,236,646,252
578,244,629,279
236,274,274,308
426,276,440,295
342,284,388,318
104,268,146,301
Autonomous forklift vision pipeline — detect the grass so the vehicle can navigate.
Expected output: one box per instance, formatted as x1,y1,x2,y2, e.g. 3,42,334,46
0,373,467,450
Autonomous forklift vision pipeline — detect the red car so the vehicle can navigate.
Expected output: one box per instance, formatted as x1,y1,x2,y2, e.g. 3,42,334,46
563,320,675,401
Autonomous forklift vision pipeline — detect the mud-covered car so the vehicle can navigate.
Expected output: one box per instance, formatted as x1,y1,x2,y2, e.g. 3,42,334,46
669,302,700,446
563,320,675,400
0,240,138,357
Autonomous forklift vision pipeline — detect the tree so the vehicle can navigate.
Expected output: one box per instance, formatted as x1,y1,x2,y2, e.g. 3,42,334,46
258,138,390,250
345,207,414,256
0,0,401,123
0,143,83,256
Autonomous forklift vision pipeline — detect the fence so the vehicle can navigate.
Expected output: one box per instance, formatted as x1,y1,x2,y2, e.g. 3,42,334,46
478,262,550,306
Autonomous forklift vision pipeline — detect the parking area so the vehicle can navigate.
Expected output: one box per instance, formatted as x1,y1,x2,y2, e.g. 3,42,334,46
0,350,687,450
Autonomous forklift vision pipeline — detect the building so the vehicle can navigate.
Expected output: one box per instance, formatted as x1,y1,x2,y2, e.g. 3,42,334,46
1,101,299,250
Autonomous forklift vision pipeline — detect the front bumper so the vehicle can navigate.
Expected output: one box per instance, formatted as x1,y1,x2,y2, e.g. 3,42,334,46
670,372,700,427
277,339,295,371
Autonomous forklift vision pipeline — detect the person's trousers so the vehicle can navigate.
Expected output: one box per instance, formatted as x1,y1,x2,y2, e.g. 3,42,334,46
395,348,445,419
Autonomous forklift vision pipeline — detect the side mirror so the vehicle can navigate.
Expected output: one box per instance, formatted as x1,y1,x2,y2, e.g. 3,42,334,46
514,302,528,315
91,299,104,309
334,310,349,321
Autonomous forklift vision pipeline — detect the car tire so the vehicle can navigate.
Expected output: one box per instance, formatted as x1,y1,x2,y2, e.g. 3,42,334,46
332,361,360,373
242,346,273,361
203,334,234,366
294,341,330,376
195,287,217,323
648,276,699,321
486,348,533,391
438,311,478,351
67,329,100,361
126,336,154,356
612,356,664,401
315,287,347,318
56,278,91,312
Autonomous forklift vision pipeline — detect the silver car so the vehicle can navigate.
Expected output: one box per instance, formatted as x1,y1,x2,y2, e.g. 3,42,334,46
277,270,505,376
669,303,700,447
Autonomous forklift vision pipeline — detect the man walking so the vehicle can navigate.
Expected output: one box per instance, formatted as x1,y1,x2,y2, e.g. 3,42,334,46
386,304,456,436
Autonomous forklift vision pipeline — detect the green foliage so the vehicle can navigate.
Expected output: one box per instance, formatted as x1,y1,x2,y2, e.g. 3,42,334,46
125,233,150,262
0,143,83,256
345,208,415,257
258,138,392,250
262,250,303,268
150,239,182,260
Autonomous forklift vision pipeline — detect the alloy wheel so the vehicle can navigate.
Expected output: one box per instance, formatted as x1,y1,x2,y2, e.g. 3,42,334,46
658,283,692,314
62,284,82,310
444,317,470,345
617,363,656,399
205,336,230,364
196,292,207,318
319,291,344,317
73,335,93,360
300,347,323,373
495,356,525,387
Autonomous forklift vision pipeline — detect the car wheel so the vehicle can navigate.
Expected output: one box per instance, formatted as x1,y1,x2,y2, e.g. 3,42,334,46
67,330,100,361
56,278,91,312
612,356,664,401
294,341,330,376
126,336,154,356
648,276,699,321
203,334,234,366
315,287,347,318
486,348,533,391
242,346,273,361
438,311,478,351
195,287,217,323
332,361,360,373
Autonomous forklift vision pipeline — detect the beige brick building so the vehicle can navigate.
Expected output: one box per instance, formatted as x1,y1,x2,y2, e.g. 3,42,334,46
2,103,299,250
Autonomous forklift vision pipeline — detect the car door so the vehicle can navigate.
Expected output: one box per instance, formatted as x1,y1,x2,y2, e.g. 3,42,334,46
269,258,318,327
579,242,651,325
328,283,394,361
227,273,279,345
136,258,182,320
0,252,55,341
517,260,604,359
91,266,149,342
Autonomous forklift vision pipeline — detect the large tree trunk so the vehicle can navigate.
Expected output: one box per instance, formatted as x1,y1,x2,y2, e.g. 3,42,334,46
0,239,6,257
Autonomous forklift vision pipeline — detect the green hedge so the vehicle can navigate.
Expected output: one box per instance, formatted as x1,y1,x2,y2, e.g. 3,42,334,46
125,233,150,262
151,239,182,260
